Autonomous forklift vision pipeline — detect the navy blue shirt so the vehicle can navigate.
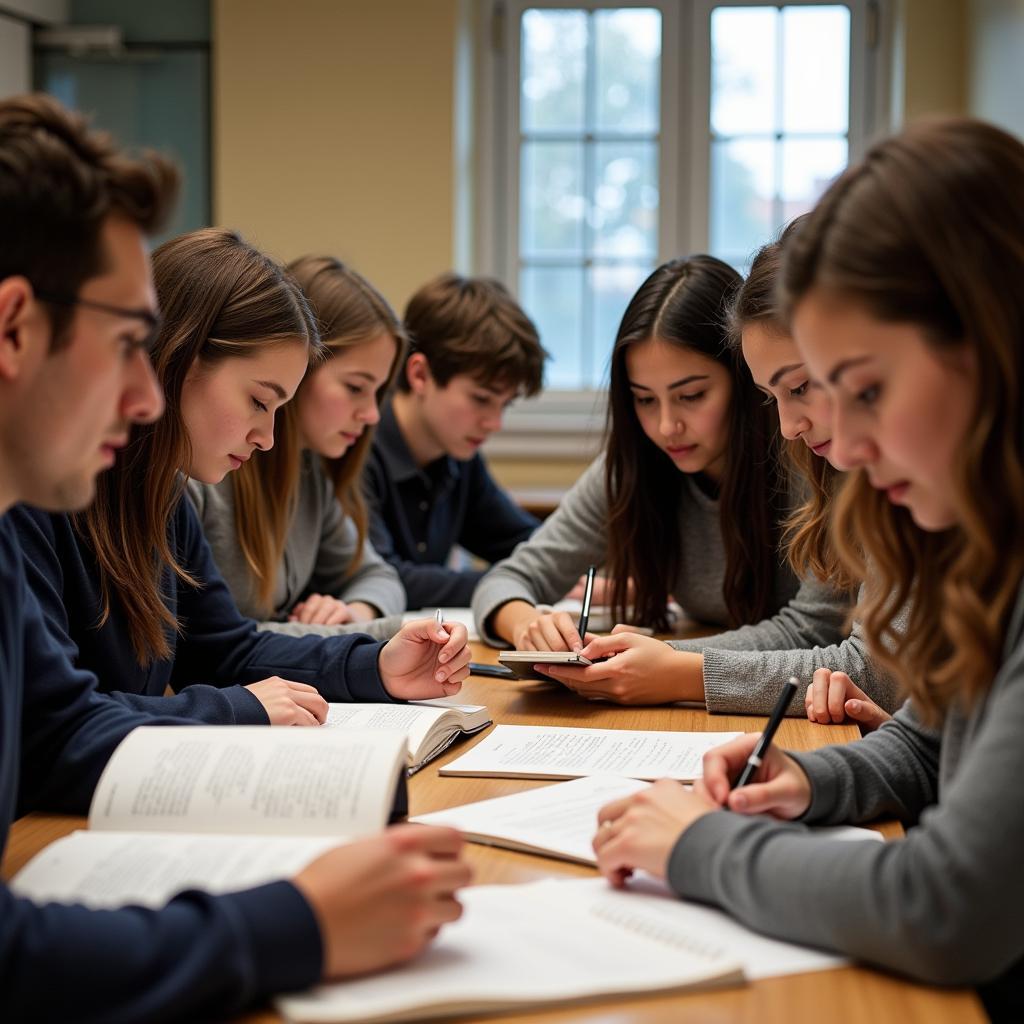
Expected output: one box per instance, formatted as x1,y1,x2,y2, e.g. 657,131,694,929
10,496,394,724
0,511,323,1020
365,401,538,608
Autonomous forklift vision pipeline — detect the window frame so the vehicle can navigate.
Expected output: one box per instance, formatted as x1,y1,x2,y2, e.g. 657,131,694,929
470,0,889,455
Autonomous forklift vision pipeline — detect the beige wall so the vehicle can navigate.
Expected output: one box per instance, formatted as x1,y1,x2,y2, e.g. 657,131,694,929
213,0,458,313
895,0,968,122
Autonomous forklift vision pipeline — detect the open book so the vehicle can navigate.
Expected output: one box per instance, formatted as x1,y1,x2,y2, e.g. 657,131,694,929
11,725,408,910
325,698,491,773
439,724,743,781
278,876,746,1022
414,775,884,866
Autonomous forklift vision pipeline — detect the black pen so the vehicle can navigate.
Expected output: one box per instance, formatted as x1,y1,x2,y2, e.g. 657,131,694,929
576,564,597,646
733,676,799,788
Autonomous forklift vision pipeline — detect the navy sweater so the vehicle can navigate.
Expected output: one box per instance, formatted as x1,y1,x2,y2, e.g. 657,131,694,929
10,497,395,724
365,402,538,608
0,512,323,1021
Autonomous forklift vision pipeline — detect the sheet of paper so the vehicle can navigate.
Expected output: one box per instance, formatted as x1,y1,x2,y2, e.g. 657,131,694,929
278,878,744,1023
412,775,650,862
11,830,340,909
439,724,743,781
547,876,849,982
89,726,406,837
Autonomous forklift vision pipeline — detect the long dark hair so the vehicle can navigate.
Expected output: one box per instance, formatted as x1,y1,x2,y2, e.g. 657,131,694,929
605,254,787,630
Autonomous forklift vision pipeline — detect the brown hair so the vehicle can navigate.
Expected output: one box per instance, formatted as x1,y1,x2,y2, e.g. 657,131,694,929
76,228,320,663
399,272,546,395
0,92,178,348
605,254,788,631
727,217,850,587
781,118,1024,722
229,255,407,613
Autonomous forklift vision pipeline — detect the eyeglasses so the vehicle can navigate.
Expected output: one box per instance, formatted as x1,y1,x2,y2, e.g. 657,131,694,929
33,288,162,350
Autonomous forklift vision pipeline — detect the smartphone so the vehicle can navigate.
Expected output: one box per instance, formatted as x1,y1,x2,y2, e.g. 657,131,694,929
469,661,518,680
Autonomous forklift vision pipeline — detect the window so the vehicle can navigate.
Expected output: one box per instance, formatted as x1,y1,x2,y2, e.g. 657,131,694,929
518,7,662,390
475,0,880,444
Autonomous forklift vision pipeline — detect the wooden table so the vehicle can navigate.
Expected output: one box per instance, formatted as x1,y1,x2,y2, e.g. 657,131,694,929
3,644,985,1023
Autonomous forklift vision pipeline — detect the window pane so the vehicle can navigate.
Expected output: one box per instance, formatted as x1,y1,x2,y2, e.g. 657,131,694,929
592,141,658,258
521,9,587,133
595,8,661,132
591,264,651,386
711,138,774,265
521,141,585,257
710,7,777,136
782,6,850,133
521,265,585,390
780,136,847,220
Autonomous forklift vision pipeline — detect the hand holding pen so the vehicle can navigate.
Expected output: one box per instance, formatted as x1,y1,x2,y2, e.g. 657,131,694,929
695,677,814,819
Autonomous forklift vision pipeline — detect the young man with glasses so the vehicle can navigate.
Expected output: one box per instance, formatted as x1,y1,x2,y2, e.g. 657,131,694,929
0,94,469,1020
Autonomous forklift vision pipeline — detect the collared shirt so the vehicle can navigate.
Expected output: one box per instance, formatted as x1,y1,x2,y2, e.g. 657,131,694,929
364,401,539,608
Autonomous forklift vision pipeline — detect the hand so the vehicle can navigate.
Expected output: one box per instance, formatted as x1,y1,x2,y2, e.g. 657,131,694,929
292,824,472,978
379,618,471,699
696,732,812,819
538,633,704,704
244,677,328,725
593,779,718,888
805,668,891,731
289,593,354,626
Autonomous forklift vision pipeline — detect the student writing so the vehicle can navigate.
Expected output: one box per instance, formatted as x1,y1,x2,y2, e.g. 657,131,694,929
592,118,1024,1021
473,255,854,713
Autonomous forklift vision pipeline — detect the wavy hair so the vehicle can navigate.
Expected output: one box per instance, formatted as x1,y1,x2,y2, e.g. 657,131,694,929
726,217,851,588
780,118,1024,722
230,255,407,613
605,254,787,631
76,228,319,663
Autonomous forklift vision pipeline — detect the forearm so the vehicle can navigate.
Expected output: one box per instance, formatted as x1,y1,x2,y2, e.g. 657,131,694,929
697,635,901,715
1,881,321,1021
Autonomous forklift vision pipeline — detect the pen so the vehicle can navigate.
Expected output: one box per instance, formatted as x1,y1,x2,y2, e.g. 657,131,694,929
434,608,449,681
733,676,799,788
577,565,596,647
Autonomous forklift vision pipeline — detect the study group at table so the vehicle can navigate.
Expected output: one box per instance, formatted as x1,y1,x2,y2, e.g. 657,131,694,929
0,91,1020,1021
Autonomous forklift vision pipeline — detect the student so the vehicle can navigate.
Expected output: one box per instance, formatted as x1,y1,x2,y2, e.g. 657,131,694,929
190,255,407,640
12,228,471,726
364,271,546,608
473,254,853,713
592,119,1024,1019
719,222,895,728
0,92,470,1021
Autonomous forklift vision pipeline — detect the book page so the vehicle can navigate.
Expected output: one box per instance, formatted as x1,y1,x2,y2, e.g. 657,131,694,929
439,725,743,781
325,703,447,761
278,879,744,1023
89,726,406,837
325,701,489,765
412,775,650,863
11,830,341,910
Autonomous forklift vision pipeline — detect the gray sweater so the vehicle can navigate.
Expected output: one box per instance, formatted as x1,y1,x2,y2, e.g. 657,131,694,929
670,587,902,715
472,456,866,713
668,580,1024,1000
188,452,405,642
